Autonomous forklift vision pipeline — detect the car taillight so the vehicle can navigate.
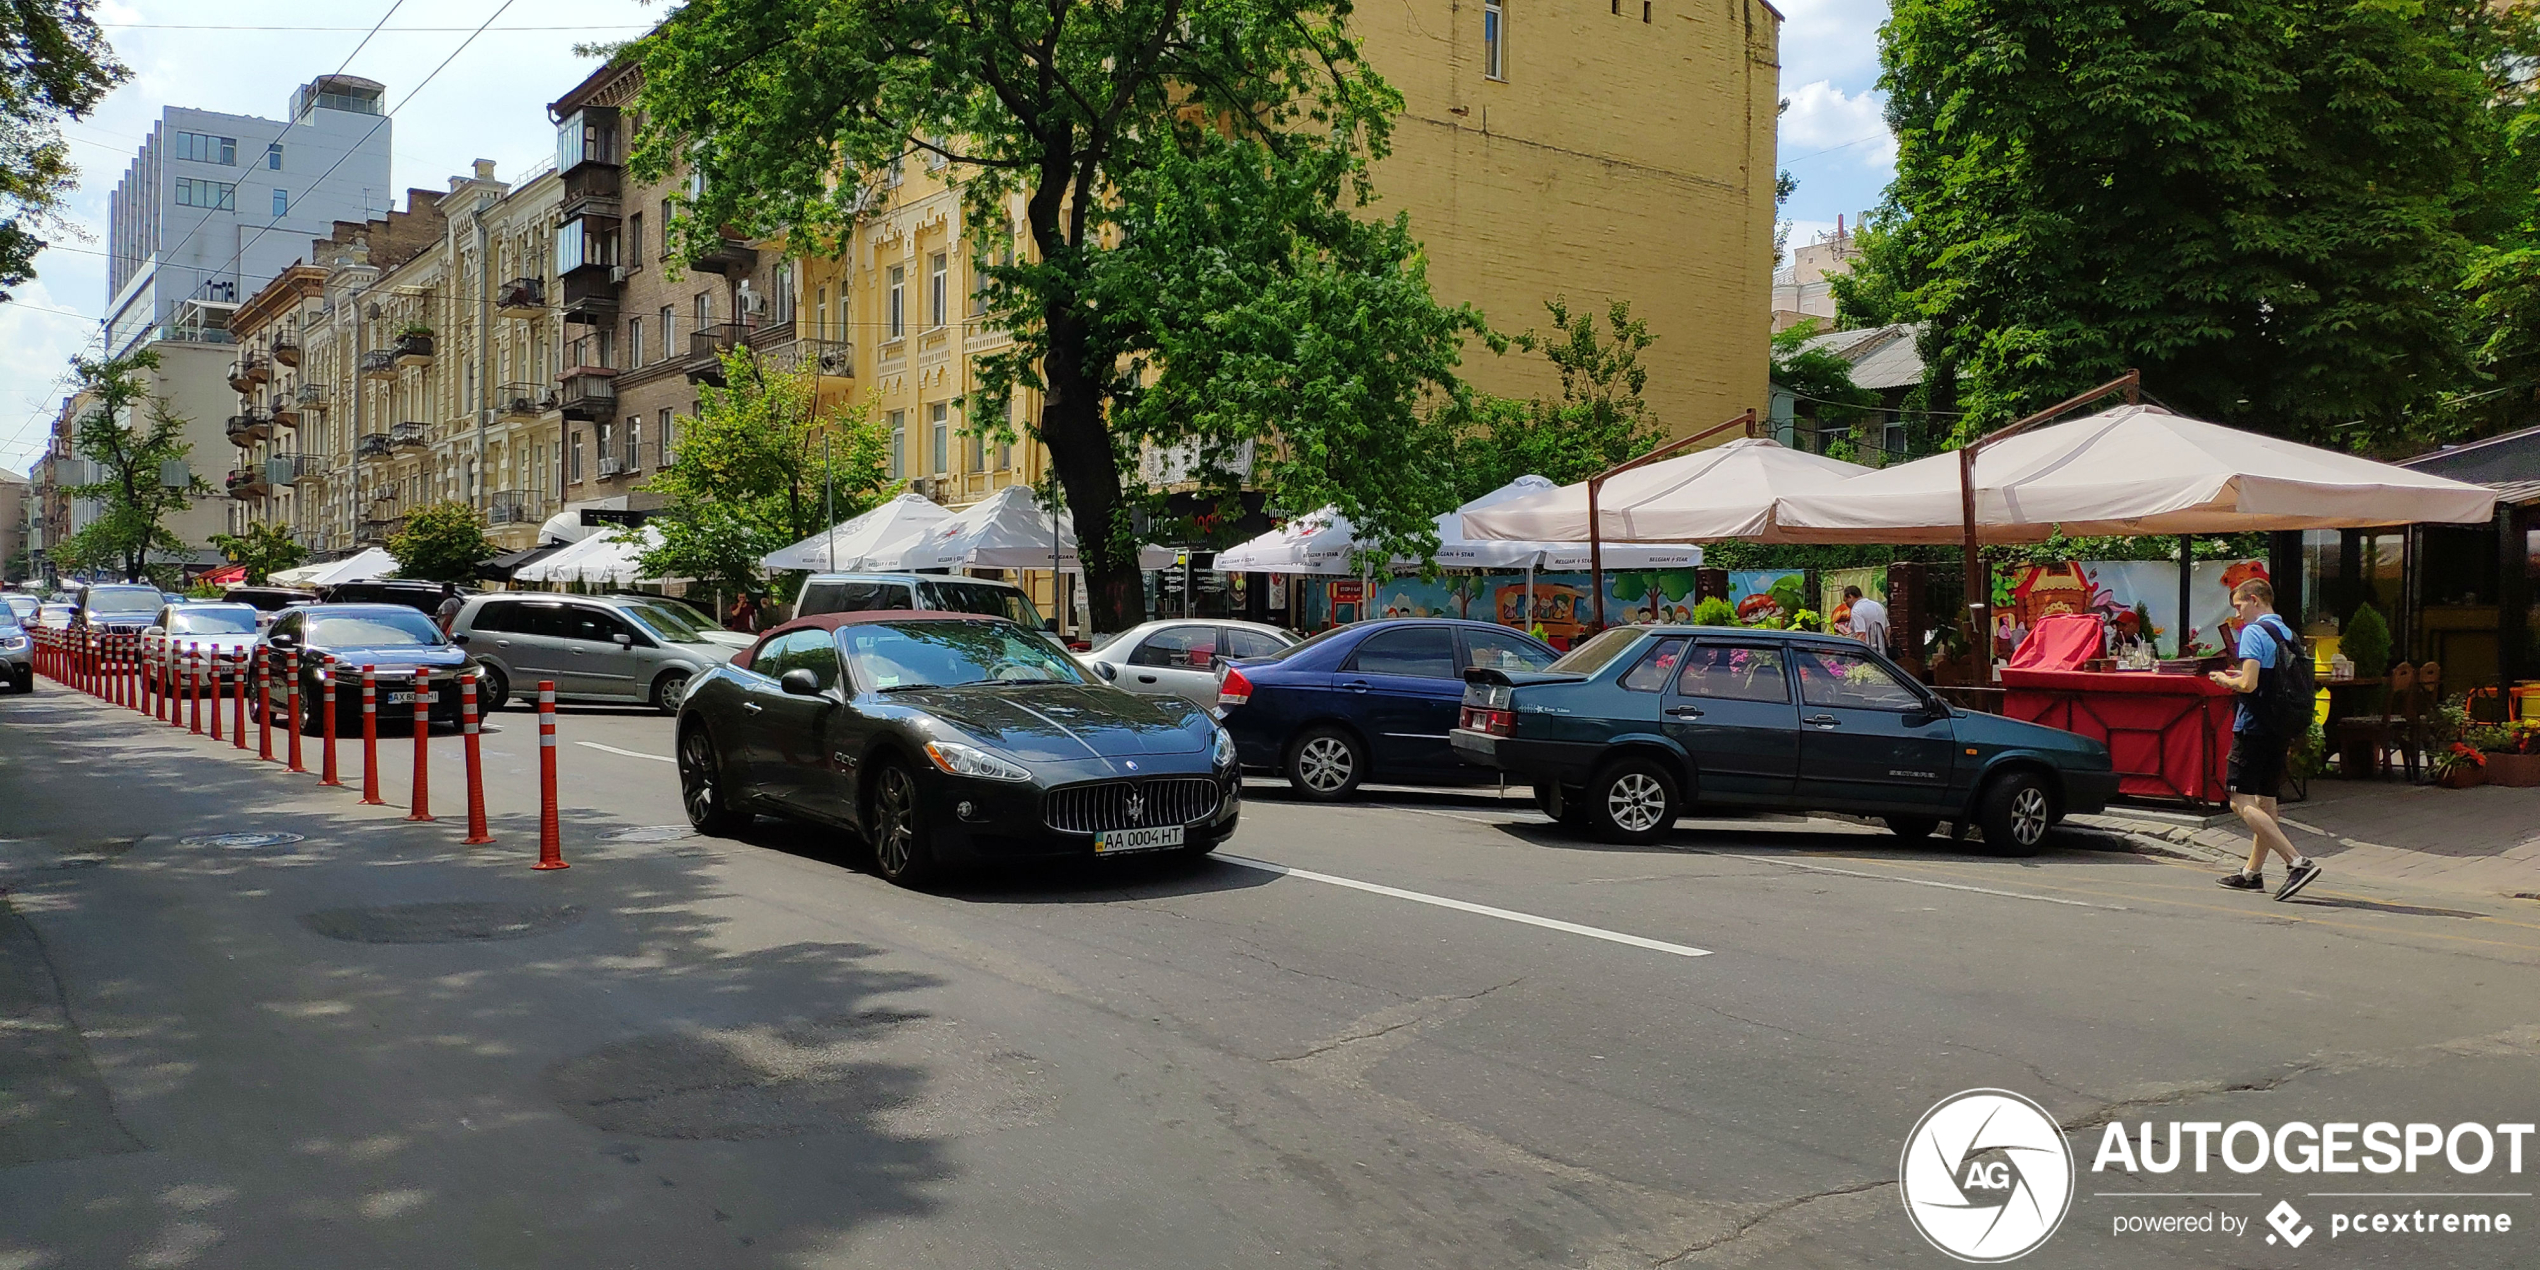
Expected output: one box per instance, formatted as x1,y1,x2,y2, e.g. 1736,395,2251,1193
1459,706,1516,737
1217,664,1253,707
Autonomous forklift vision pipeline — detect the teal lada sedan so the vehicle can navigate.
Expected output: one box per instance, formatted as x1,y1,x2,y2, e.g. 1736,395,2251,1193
1450,626,2118,854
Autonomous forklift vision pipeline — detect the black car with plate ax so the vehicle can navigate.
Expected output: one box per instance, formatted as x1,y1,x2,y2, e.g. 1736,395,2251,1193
1451,625,2117,853
674,611,1242,886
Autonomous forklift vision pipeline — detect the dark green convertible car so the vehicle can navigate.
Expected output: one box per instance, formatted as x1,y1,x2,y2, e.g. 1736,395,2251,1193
1450,626,2117,853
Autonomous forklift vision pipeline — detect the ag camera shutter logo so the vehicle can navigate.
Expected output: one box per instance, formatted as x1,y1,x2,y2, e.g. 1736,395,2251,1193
1900,1089,2075,1262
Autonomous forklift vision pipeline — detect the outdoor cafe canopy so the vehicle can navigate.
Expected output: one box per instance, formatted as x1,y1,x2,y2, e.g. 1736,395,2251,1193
1213,476,1703,574
1459,437,1873,545
1770,404,2500,543
760,492,953,573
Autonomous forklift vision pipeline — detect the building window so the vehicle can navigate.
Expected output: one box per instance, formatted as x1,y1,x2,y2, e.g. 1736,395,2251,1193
659,408,675,466
660,305,676,359
887,266,905,338
1483,0,1506,79
271,188,287,216
628,317,644,367
626,416,642,470
570,432,584,482
174,131,237,165
772,261,794,322
174,178,236,210
266,143,283,170
888,409,905,479
929,402,948,474
815,285,829,340
929,252,947,328
1641,0,1651,19
661,199,675,258
627,213,642,268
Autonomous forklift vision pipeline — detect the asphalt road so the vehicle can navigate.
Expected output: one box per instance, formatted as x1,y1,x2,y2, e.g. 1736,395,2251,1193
4,677,2538,1268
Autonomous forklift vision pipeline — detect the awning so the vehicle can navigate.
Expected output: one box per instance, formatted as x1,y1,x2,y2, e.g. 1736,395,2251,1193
760,492,954,572
1460,438,1873,545
271,547,398,587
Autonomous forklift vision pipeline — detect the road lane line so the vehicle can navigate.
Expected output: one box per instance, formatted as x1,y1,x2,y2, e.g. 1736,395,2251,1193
1217,854,1711,958
1706,852,2130,911
576,741,675,764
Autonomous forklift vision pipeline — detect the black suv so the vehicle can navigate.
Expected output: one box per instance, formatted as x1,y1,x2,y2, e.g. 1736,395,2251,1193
321,580,474,614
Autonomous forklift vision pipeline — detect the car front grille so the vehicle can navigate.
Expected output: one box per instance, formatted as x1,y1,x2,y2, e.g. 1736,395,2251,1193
1043,778,1222,835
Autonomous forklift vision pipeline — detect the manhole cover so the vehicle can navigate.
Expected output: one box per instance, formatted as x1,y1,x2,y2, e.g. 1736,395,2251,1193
301,902,585,944
599,825,698,844
180,832,307,849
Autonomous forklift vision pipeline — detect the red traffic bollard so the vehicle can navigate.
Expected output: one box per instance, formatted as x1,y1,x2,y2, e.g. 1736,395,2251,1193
285,650,305,773
207,649,224,742
230,653,247,750
256,655,275,762
358,665,383,805
318,657,342,787
405,669,434,822
188,643,204,735
460,671,493,845
534,682,566,870
140,635,154,718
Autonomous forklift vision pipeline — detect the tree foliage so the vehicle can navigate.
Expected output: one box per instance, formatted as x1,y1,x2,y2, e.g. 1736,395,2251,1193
1449,298,1662,501
210,521,308,586
1768,319,1881,460
1850,0,2540,448
625,0,1479,630
0,2,126,300
388,501,494,584
60,350,209,584
632,348,896,601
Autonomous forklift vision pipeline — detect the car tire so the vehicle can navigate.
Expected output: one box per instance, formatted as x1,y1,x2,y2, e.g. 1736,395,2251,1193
1884,815,1941,843
867,761,937,887
677,723,752,837
1285,726,1365,801
651,669,691,715
476,665,510,713
1588,756,1680,845
1976,771,2057,857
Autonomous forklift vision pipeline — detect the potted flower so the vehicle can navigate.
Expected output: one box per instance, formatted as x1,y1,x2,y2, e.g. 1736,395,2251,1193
2477,722,2540,788
2433,742,2487,789
394,322,436,365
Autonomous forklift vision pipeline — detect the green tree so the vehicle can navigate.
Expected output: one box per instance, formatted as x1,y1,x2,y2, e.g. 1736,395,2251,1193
1769,319,1881,460
624,0,1482,631
60,350,210,584
388,501,494,584
1852,0,2539,447
633,348,896,602
1449,298,1662,500
0,3,127,300
209,521,308,585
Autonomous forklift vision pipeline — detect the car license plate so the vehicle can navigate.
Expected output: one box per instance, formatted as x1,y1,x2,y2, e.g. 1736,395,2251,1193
385,691,420,705
1093,825,1184,855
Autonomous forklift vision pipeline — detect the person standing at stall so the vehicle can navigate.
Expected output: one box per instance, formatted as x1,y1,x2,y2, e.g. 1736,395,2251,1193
1844,585,1889,654
2209,578,2321,899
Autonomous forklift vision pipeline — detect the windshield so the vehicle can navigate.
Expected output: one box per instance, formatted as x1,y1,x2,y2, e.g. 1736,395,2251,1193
308,610,446,648
1547,627,1647,677
841,620,1089,690
82,585,163,615
625,600,718,644
3,595,34,618
918,580,1042,628
170,608,260,635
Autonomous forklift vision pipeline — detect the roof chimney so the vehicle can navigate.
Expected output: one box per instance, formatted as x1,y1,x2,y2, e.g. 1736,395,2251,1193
473,158,497,181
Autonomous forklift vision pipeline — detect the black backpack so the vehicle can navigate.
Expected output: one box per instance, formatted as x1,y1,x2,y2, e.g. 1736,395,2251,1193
2256,619,2313,735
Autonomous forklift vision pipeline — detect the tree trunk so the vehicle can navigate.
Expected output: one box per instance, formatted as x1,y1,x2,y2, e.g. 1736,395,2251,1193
1039,308,1141,635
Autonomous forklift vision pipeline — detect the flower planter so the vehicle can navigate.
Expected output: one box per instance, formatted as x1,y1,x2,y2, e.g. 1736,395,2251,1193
2482,752,2540,788
2438,764,2488,790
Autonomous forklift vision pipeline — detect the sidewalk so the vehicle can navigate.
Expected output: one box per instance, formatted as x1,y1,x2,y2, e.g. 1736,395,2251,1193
2076,777,2540,898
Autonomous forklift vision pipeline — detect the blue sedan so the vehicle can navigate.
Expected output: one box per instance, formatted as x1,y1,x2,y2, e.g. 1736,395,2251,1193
1215,618,1559,799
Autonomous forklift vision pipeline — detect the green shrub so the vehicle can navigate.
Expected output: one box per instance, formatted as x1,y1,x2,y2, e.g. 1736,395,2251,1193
2343,603,2391,680
1692,596,1736,627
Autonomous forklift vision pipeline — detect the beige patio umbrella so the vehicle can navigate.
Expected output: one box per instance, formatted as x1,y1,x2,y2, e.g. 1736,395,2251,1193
1459,437,1875,544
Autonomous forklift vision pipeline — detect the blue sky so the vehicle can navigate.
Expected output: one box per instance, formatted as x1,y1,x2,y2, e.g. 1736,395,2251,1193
1772,0,1899,254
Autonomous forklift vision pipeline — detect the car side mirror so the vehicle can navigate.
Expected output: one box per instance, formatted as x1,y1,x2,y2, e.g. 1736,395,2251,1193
144,625,165,636
267,632,297,649
1094,662,1117,681
451,632,470,645
1044,617,1060,632
779,668,822,696
612,632,633,648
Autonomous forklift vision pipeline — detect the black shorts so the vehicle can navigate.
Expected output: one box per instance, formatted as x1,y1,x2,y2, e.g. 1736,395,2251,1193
2227,730,2289,797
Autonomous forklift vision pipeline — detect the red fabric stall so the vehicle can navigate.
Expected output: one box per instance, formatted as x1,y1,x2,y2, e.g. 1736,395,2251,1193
2002,667,2236,806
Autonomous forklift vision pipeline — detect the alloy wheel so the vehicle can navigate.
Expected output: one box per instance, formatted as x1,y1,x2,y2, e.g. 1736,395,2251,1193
680,729,718,823
1297,736,1354,793
1605,772,1669,833
2009,786,2050,846
876,767,919,877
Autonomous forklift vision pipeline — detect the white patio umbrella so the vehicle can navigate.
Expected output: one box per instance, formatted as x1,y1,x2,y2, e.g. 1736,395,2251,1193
759,493,954,572
272,546,399,587
512,527,666,586
1460,437,1873,544
1770,404,2500,543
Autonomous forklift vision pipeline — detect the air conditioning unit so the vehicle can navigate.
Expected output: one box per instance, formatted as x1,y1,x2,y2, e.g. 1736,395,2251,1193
596,456,627,477
743,292,769,315
610,266,629,284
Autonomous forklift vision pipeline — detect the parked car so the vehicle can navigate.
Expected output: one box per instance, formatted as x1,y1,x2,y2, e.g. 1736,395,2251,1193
0,610,31,692
70,583,167,635
27,603,74,630
450,592,753,713
1449,625,2118,853
223,585,321,625
320,579,474,614
796,573,1046,628
1080,619,1301,707
3,593,38,623
147,603,264,688
250,604,482,733
675,611,1241,886
1216,618,1560,800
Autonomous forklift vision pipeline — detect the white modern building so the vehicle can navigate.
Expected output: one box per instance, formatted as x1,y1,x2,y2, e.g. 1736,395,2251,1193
103,75,394,356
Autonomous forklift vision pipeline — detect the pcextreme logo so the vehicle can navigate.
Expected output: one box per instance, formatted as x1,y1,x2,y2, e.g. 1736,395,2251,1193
1900,1089,2076,1263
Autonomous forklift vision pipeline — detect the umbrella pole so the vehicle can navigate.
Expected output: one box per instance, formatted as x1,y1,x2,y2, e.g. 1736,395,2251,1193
824,433,836,571
2177,534,2194,658
1525,562,1535,632
1962,446,1988,685
1581,409,1761,634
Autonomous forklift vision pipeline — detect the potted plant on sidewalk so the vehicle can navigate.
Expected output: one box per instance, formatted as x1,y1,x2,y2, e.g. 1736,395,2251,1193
2433,742,2487,789
2474,722,2540,787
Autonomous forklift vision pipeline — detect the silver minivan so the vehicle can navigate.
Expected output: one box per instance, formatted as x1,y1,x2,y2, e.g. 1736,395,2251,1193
451,593,752,713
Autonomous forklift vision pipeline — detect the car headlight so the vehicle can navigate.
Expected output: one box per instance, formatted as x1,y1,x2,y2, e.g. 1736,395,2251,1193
1211,725,1237,769
0,635,26,651
924,740,1031,782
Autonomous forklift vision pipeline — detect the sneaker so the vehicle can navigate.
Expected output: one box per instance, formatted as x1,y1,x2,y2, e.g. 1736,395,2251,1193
2216,871,2265,891
2276,861,2323,901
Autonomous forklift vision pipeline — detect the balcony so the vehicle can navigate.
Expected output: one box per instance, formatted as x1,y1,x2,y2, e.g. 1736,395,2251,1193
390,421,430,450
357,518,400,544
359,349,397,380
225,407,274,447
559,269,619,323
226,467,271,500
365,485,397,508
286,454,327,484
356,433,392,459
296,382,326,411
560,161,621,225
496,276,545,313
486,490,536,525
799,337,853,378
393,332,435,368
496,383,556,419
558,368,617,422
227,352,270,394
268,395,299,429
271,332,300,368
693,236,758,277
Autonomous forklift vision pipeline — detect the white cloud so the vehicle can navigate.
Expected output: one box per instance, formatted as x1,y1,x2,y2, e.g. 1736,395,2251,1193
1772,0,1890,90
1778,80,1895,170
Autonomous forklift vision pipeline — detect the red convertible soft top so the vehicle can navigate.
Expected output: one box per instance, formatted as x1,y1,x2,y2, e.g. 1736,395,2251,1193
730,609,1008,672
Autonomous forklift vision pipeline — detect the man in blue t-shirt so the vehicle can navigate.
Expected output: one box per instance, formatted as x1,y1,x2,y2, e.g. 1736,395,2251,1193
2207,578,2321,899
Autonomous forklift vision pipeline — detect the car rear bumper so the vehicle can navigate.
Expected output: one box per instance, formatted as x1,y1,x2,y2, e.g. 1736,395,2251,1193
1451,728,1601,786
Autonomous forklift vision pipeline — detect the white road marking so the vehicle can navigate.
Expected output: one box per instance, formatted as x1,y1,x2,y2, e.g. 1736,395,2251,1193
1707,852,2129,911
1218,854,1711,958
575,741,676,764
2279,816,2331,837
